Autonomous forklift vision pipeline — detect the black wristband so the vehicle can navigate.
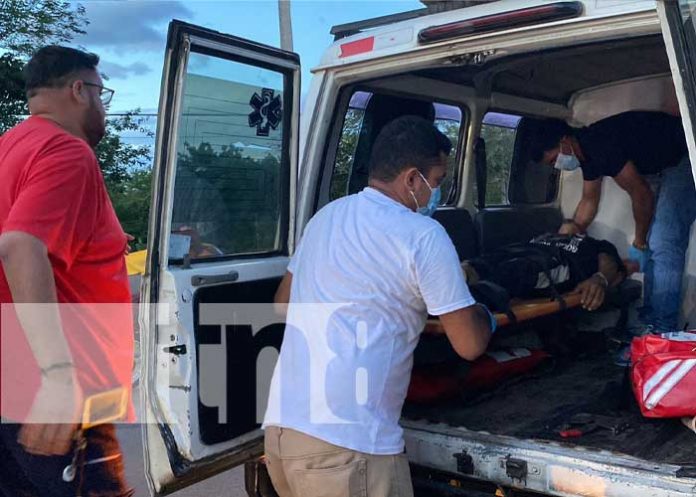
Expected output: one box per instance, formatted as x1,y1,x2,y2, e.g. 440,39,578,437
40,362,75,376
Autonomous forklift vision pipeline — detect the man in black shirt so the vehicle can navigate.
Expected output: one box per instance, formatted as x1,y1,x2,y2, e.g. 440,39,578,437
532,111,695,335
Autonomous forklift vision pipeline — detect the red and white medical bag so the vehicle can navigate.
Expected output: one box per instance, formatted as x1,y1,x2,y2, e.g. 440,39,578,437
631,331,696,418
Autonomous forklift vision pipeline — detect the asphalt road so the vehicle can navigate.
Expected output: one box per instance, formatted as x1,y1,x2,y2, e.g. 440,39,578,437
116,386,248,497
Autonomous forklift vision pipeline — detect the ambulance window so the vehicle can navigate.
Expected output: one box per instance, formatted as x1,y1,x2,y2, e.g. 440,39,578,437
331,92,368,202
478,112,520,205
434,106,463,205
329,91,463,205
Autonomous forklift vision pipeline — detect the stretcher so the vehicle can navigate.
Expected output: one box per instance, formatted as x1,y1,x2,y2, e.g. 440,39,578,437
424,292,583,333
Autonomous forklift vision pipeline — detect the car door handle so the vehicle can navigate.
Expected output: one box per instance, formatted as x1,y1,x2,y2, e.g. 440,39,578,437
191,271,239,287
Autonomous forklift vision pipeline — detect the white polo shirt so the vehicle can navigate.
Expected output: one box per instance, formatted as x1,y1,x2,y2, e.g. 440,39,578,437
263,187,475,454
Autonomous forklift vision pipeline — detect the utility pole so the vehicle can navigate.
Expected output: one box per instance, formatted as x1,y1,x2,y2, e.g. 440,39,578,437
278,0,294,51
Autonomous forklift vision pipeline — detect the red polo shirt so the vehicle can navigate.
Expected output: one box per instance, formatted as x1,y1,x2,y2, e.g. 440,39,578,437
0,116,134,423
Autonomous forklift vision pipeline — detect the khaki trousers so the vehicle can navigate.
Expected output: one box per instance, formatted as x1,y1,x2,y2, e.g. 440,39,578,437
264,426,414,497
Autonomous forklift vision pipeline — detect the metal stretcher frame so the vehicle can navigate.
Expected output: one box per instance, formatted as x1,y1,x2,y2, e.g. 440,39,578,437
424,292,583,332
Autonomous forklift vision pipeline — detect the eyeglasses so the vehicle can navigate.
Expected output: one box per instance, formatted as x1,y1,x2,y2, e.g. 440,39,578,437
83,82,115,106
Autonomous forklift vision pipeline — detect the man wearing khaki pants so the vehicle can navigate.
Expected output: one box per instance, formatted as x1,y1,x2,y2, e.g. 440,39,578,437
262,116,495,497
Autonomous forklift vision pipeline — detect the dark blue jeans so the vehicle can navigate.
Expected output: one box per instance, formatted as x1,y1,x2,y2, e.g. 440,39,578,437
641,155,696,330
0,423,133,497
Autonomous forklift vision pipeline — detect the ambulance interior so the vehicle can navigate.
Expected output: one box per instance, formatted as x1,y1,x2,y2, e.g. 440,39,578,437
315,33,696,466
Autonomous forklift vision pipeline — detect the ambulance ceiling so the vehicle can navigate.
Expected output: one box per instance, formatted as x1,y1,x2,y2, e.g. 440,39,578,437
418,36,670,104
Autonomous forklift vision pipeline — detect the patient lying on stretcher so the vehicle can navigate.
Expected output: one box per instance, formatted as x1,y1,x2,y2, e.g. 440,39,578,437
461,222,628,312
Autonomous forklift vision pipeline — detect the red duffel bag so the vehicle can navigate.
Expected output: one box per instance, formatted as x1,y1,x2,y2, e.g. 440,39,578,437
631,331,696,418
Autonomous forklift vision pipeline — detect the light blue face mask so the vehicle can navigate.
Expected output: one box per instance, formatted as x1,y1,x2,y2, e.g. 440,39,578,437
554,143,580,171
411,171,441,217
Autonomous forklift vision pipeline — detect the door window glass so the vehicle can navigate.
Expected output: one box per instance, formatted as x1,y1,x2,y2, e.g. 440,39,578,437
170,52,288,260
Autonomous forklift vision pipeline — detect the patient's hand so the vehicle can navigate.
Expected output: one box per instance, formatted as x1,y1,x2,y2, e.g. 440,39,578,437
575,274,607,311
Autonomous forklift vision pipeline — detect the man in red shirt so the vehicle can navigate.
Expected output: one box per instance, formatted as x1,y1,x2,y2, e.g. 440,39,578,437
0,46,134,496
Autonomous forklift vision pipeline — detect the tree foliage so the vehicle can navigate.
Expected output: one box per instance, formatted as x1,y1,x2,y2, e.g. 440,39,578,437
0,53,26,132
0,0,87,134
96,111,153,191
96,112,154,250
110,169,152,250
0,0,87,56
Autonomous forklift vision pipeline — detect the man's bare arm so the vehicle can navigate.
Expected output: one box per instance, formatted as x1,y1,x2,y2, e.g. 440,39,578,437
438,305,492,361
274,271,292,305
0,232,72,369
573,179,602,231
0,231,82,456
613,162,655,248
597,253,625,288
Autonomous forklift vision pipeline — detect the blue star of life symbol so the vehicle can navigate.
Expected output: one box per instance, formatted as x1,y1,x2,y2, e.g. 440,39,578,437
248,88,283,137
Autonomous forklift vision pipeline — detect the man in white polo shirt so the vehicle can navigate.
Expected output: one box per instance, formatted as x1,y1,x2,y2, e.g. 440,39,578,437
263,115,494,497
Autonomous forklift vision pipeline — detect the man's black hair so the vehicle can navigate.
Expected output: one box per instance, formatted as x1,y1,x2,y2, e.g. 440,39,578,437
369,115,452,182
23,45,100,98
530,119,574,162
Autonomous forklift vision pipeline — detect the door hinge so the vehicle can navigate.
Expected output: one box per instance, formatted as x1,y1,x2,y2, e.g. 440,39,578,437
453,451,474,475
163,344,187,356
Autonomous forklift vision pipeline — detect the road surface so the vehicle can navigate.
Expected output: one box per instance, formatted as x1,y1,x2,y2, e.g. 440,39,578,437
117,386,247,497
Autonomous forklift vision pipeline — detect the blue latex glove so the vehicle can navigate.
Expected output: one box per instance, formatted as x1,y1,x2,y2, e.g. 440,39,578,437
628,244,652,272
477,303,498,334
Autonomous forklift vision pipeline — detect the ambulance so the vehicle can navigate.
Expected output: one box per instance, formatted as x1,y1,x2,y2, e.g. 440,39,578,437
139,1,696,495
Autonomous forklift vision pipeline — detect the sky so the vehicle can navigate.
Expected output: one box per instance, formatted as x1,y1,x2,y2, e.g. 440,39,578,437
72,0,424,114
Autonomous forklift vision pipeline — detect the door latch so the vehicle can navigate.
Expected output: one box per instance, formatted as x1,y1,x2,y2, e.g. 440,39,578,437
163,344,187,356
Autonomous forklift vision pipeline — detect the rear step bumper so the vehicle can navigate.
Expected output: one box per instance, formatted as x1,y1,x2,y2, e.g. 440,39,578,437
403,420,696,497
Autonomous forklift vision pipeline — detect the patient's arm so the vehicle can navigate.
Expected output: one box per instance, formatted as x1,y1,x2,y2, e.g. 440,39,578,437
597,252,625,287
574,252,626,311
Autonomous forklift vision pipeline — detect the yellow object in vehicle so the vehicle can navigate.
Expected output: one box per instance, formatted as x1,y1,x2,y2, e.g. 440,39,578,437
126,249,147,276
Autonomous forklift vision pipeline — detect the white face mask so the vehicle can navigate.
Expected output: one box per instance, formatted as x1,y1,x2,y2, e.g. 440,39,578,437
554,141,580,171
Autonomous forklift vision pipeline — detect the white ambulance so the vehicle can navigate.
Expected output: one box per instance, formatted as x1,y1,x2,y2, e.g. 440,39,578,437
139,1,696,495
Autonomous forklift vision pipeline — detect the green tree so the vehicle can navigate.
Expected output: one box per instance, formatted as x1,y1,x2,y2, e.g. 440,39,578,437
0,53,26,132
96,111,154,249
109,169,152,250
0,1,88,133
0,0,87,56
96,111,153,192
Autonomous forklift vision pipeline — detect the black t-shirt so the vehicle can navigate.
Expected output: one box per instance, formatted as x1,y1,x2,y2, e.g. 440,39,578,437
576,111,687,181
528,233,624,287
469,234,625,298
